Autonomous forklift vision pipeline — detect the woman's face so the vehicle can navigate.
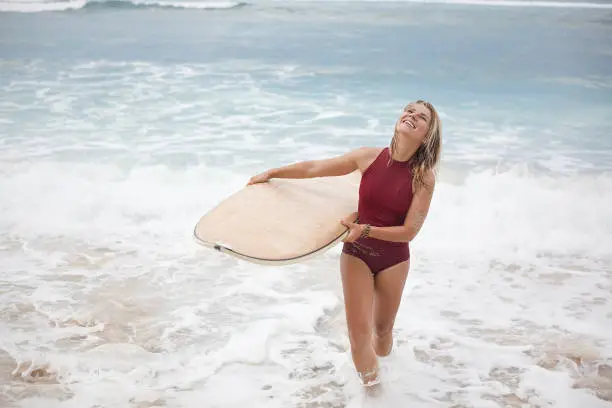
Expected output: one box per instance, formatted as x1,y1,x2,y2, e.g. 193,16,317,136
395,102,431,144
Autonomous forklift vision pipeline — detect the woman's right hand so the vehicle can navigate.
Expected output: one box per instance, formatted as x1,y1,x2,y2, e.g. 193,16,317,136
247,171,272,186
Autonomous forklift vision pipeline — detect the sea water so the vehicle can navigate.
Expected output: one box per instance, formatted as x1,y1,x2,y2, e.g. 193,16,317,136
1,0,611,407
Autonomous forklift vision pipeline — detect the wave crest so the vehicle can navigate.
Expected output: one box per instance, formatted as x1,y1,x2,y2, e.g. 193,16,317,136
0,0,247,13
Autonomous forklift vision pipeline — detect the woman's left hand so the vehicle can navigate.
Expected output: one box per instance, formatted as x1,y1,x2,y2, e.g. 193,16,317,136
340,220,364,243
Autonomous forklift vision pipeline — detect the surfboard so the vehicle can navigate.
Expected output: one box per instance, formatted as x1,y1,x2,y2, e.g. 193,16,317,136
193,172,361,265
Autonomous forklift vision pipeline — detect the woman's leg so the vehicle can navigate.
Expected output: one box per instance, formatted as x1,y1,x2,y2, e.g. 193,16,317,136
340,252,378,385
372,259,410,357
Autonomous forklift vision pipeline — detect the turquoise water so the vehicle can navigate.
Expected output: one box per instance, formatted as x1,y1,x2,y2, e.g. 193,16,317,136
1,1,612,407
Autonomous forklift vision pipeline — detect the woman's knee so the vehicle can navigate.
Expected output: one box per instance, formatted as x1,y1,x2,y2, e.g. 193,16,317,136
374,321,394,338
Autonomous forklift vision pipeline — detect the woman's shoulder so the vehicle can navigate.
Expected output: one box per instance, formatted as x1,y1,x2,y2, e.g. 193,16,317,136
351,146,386,160
349,146,386,173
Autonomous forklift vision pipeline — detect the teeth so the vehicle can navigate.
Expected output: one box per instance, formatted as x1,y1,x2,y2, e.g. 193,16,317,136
403,119,415,129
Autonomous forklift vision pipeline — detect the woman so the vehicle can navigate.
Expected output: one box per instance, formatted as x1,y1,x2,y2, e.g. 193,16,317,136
248,100,442,387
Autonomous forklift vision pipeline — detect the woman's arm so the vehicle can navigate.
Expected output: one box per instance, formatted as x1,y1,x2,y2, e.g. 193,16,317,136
342,169,436,243
248,147,369,185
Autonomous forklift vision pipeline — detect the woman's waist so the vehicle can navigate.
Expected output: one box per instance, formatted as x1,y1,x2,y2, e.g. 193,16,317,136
353,235,408,249
356,215,405,230
353,216,408,248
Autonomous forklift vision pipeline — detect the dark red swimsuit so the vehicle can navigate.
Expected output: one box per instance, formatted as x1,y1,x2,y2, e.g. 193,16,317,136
342,147,414,276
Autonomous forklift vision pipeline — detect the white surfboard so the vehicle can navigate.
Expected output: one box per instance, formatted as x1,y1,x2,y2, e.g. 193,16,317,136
193,172,360,265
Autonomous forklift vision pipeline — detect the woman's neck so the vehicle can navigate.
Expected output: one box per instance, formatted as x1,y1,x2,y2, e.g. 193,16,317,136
391,138,420,162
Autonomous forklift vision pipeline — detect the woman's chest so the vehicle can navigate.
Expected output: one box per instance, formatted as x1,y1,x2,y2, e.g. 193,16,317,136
360,168,414,215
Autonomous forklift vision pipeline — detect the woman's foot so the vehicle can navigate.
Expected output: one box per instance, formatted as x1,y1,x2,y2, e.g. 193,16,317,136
359,365,380,386
360,365,383,398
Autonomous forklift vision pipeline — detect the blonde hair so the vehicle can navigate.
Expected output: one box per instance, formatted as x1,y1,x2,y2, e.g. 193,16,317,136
389,99,442,192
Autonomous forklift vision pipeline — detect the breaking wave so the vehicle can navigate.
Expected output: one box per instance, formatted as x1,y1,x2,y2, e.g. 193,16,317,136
0,0,247,13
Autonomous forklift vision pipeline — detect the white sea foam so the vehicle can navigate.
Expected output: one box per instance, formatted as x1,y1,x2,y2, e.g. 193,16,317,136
0,0,86,12
0,0,244,13
1,157,611,406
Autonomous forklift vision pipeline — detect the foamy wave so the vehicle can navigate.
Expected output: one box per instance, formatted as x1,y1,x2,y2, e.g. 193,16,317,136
1,161,611,267
1,160,611,406
0,0,86,12
0,0,246,13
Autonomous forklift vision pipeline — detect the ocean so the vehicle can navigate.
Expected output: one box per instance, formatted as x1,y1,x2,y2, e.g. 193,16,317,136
1,0,611,407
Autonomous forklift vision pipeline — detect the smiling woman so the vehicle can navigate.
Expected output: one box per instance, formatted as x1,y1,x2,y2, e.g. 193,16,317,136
391,101,442,192
247,99,443,389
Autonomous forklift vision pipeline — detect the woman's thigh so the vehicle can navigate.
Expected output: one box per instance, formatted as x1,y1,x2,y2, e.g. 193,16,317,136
340,252,375,336
372,259,410,333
